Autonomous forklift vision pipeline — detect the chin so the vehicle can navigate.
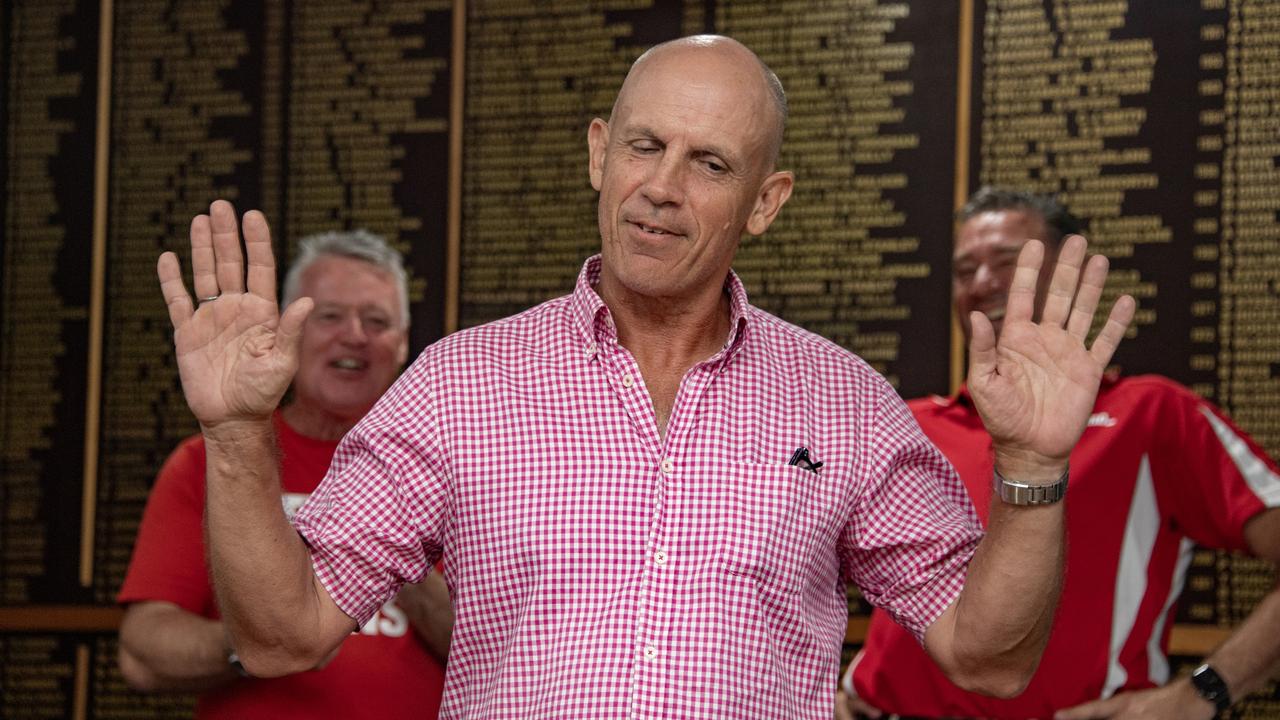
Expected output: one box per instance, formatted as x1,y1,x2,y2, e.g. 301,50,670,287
321,393,380,418
623,274,687,301
605,258,670,295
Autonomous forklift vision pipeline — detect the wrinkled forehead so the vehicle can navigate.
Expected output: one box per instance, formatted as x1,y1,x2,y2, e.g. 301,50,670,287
953,210,1051,260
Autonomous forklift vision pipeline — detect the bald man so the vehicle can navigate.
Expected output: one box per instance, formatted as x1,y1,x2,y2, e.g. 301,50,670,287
155,36,1133,718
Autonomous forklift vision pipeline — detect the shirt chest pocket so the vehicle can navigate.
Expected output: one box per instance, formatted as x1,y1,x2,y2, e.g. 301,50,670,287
718,462,847,595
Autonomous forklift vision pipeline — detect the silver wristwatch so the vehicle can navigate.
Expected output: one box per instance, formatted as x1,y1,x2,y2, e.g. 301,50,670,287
992,465,1069,505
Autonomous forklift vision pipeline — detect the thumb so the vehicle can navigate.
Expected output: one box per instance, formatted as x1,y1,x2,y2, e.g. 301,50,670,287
277,297,314,360
1055,695,1117,719
967,311,998,381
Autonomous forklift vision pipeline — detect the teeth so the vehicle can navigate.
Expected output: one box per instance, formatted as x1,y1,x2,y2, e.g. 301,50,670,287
333,359,363,370
643,225,665,234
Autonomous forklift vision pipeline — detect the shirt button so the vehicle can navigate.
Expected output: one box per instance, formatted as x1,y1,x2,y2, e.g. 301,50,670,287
654,549,668,566
643,645,658,661
660,458,674,475
585,343,597,358
622,374,634,388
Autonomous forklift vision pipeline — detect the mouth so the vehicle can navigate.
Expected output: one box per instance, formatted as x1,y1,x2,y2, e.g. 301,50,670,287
628,219,683,239
330,358,368,372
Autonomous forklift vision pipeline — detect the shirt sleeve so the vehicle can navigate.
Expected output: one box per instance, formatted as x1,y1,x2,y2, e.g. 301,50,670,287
839,382,984,642
1149,379,1280,552
117,436,215,615
292,358,453,626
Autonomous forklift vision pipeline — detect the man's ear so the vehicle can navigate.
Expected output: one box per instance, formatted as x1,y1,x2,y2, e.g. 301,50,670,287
587,118,610,192
746,170,794,236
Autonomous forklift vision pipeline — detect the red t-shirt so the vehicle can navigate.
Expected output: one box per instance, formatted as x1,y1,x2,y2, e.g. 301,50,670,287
852,375,1280,718
119,413,446,719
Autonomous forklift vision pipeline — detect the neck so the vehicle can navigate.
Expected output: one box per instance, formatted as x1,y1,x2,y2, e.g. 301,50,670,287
596,273,734,442
281,402,362,441
598,275,733,372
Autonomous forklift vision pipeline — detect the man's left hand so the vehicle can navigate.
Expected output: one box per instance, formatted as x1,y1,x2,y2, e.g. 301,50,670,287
967,236,1135,479
1053,679,1217,720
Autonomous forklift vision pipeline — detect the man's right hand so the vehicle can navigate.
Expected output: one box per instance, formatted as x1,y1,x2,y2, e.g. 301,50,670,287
118,601,240,693
836,654,885,720
157,200,313,430
835,688,884,719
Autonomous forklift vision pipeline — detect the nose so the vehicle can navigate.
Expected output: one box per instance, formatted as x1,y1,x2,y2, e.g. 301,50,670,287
972,263,1003,294
337,314,368,344
640,153,684,207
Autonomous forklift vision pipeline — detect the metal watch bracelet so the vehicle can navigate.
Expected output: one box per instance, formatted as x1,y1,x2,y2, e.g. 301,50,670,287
992,464,1069,505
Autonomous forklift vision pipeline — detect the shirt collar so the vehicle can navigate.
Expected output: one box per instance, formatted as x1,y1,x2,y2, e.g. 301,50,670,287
721,268,751,366
569,255,752,366
569,256,613,355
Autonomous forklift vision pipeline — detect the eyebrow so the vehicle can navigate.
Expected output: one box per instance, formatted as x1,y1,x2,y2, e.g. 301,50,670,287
953,244,1023,264
312,301,392,314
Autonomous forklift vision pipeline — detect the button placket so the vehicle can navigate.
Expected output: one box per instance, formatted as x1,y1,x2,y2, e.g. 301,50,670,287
633,444,683,697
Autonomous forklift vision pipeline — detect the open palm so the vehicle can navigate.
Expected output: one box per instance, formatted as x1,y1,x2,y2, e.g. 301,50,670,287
967,237,1135,476
157,201,312,428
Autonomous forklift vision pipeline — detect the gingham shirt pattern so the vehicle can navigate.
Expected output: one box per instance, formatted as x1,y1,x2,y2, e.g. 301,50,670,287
294,256,982,719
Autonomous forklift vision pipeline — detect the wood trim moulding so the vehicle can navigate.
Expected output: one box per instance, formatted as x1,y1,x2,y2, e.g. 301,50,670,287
0,605,124,632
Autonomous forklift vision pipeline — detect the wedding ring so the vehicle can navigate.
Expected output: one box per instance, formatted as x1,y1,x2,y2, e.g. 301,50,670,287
198,295,220,304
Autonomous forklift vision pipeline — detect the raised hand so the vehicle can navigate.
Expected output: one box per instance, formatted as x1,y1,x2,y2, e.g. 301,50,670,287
967,236,1135,478
157,201,313,429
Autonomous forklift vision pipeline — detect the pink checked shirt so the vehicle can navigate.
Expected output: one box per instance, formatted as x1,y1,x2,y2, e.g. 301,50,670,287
294,256,982,719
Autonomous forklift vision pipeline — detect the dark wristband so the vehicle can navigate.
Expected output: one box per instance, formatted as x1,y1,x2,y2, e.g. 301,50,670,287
228,651,251,678
1190,663,1230,712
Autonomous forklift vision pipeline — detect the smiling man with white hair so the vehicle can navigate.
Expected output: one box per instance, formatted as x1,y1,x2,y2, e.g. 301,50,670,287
120,229,452,719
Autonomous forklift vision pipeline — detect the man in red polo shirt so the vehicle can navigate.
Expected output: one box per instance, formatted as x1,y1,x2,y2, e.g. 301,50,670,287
840,188,1280,720
119,230,453,719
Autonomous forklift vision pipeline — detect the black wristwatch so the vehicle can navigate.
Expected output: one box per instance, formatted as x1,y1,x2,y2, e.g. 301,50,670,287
228,651,251,678
1190,663,1231,712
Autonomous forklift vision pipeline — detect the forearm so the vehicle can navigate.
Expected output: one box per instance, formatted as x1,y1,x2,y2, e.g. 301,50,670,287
204,420,353,676
1203,511,1280,705
1055,575,1280,720
926,459,1066,697
118,602,236,693
396,572,455,664
1203,575,1280,702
